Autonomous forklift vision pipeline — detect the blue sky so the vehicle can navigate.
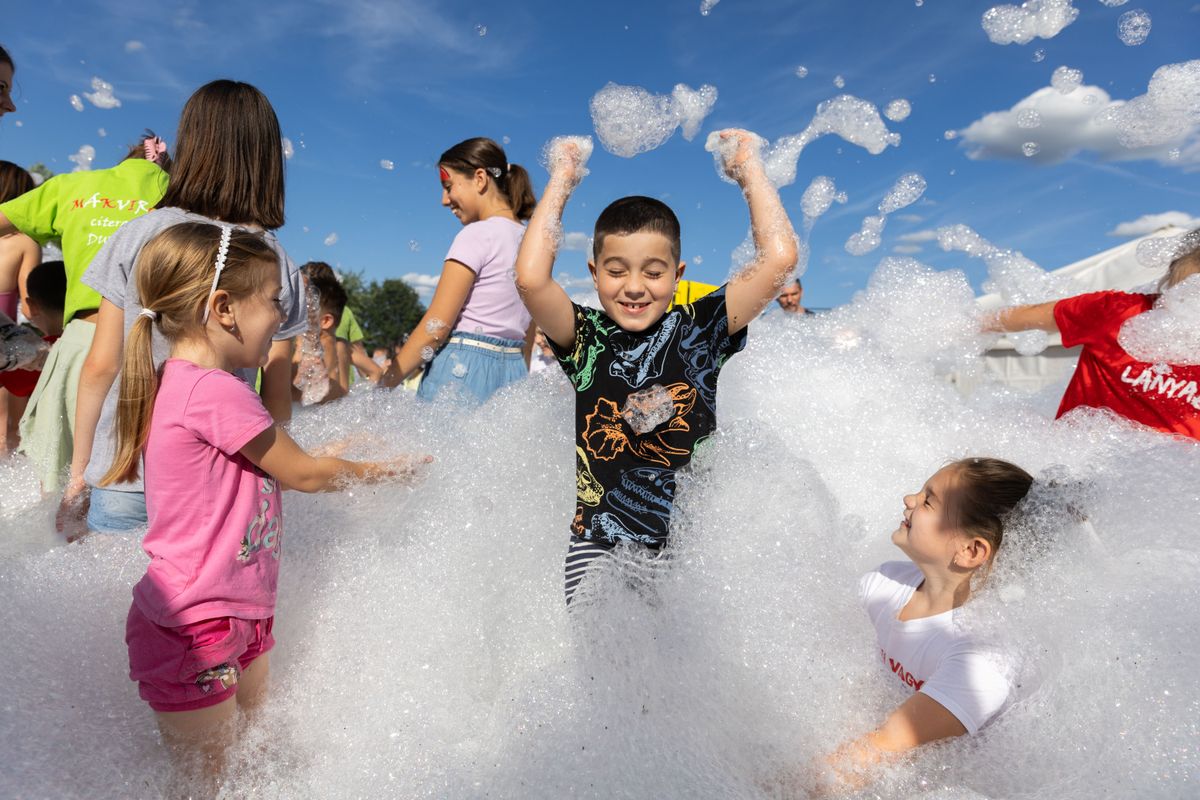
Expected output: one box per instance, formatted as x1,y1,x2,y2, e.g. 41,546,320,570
2,0,1197,308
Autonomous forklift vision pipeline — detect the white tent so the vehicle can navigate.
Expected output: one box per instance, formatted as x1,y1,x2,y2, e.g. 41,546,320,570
952,226,1186,395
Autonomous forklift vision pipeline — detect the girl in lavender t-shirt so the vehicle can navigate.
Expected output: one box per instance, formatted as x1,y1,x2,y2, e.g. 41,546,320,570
381,137,536,404
103,222,424,783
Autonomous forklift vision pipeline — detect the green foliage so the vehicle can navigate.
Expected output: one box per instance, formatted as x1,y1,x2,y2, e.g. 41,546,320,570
27,163,54,183
341,270,426,349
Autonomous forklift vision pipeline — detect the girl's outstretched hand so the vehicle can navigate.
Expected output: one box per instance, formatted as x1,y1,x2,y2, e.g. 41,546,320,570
364,453,434,485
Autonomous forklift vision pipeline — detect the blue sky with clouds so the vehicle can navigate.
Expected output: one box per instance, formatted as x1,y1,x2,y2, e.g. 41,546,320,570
2,0,1197,307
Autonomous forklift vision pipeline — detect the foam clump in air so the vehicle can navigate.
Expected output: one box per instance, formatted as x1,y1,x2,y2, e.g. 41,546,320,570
1117,275,1200,366
379,159,394,170
982,0,1079,45
323,232,338,246
1022,142,1041,157
589,82,718,158
1051,65,1083,94
282,137,294,160
1095,60,1200,150
1136,229,1200,271
621,384,676,434
745,96,899,189
833,75,845,89
1117,9,1151,45
82,77,120,109
68,145,95,172
800,176,845,222
700,0,720,15
884,99,912,122
1017,108,1042,128
1099,0,1128,5
68,95,83,112
540,135,594,179
845,173,926,256
795,65,809,78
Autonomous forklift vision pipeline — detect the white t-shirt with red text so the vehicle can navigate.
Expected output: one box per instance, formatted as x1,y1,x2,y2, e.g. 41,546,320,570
133,360,282,627
859,561,1013,735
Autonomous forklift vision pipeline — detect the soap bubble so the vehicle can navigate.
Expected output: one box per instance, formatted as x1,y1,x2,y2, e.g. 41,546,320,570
409,240,420,252
1017,108,1042,128
82,76,120,109
68,145,95,172
1117,276,1200,365
589,82,718,158
833,75,845,89
1032,48,1046,62
982,0,1079,45
379,159,394,170
68,95,83,112
282,137,294,160
1117,9,1151,45
1050,65,1083,94
475,24,487,36
1022,141,1041,157
323,232,338,246
420,345,435,362
795,65,809,79
621,384,676,434
700,0,720,15
884,99,912,122
425,318,447,335
944,129,959,140
97,128,106,137
451,362,469,378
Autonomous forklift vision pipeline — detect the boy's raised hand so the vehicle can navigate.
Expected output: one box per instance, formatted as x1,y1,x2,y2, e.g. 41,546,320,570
543,135,594,188
708,128,768,186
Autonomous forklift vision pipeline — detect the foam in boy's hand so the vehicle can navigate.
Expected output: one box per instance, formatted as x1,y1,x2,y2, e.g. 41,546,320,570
621,384,676,434
540,136,594,180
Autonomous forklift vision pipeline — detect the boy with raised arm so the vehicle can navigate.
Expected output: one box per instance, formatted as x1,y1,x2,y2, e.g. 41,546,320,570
515,131,799,603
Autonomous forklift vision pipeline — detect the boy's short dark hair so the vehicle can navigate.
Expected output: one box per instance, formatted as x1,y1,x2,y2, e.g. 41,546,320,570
25,260,66,311
593,196,681,265
300,261,348,328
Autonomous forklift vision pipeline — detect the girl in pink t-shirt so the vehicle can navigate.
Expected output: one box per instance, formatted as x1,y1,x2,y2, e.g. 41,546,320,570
381,137,536,404
102,222,423,786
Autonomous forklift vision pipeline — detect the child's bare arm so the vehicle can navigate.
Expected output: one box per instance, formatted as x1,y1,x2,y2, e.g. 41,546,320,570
981,301,1059,334
514,137,591,350
710,130,800,335
241,425,429,493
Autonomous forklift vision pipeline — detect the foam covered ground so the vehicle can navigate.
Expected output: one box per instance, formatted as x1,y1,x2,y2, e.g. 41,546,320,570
1,258,1197,798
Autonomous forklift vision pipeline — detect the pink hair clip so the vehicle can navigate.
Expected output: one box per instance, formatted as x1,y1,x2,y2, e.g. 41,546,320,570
143,136,168,163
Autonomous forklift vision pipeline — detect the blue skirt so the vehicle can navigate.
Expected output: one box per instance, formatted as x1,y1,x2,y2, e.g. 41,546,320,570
416,331,527,405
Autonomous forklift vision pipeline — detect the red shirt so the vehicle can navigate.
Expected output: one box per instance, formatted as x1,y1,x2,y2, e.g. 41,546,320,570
0,335,59,398
1054,291,1200,441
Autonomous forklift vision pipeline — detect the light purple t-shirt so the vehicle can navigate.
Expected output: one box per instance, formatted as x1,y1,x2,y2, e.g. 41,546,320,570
133,360,282,627
444,216,532,341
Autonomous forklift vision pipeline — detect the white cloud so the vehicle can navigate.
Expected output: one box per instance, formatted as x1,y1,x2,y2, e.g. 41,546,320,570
897,229,939,243
124,40,145,52
1107,211,1200,238
562,232,592,252
895,213,924,223
401,272,440,301
892,244,924,255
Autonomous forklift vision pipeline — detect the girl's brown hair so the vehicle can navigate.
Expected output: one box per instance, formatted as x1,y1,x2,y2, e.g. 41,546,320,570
439,137,537,221
0,44,12,71
0,160,33,203
157,80,285,229
944,457,1034,562
100,223,278,486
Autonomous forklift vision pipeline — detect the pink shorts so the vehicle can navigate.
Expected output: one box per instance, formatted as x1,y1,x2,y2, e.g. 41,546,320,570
126,604,275,712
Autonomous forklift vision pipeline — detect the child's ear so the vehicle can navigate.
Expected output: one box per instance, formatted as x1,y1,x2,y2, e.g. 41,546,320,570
319,312,336,331
210,290,235,328
675,261,687,283
587,260,598,287
954,537,993,570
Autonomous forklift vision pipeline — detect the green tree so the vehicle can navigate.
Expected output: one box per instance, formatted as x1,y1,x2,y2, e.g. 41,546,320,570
27,163,54,185
341,270,425,348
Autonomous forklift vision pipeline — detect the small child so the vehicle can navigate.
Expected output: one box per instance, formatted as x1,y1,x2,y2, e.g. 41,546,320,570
983,231,1200,441
105,222,422,783
514,131,799,602
814,458,1033,792
0,260,64,449
293,261,350,405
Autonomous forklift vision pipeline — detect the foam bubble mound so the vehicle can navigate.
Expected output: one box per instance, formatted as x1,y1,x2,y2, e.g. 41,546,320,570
1,257,1198,798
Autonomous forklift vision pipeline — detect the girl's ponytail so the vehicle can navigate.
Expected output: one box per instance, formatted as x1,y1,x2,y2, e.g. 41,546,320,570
503,163,536,221
99,311,160,486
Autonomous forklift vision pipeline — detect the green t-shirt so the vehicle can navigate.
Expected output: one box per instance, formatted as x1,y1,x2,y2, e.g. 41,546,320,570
336,306,365,343
0,159,169,324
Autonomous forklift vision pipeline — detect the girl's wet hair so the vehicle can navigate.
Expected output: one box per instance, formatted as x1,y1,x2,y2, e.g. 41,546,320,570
944,457,1034,560
0,160,33,203
157,80,285,229
439,137,537,221
100,222,278,486
1160,228,1200,291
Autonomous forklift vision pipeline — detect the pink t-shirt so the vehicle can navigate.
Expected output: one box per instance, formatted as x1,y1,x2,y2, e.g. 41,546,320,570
444,216,532,340
133,360,282,627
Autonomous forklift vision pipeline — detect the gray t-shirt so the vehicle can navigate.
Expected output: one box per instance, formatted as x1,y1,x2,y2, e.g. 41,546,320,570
82,207,306,491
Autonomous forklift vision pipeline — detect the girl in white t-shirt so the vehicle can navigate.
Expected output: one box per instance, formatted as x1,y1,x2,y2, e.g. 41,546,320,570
816,457,1034,792
380,137,536,404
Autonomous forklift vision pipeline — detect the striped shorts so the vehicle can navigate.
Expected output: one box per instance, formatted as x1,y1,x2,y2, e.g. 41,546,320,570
563,536,613,605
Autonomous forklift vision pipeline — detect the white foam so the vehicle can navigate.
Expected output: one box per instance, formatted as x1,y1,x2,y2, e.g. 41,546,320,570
1099,0,1128,5
1032,48,1046,62
795,65,809,79
833,75,845,89
884,99,912,122
1117,275,1200,365
475,24,487,36
82,77,120,110
1117,8,1151,45
409,240,420,252
540,136,594,180
379,159,395,170
283,137,295,160
1050,65,1083,94
1022,141,1041,156
846,173,926,255
323,232,338,246
1095,60,1200,151
589,83,717,158
800,176,844,221
700,0,720,14
68,145,95,172
68,95,83,112
982,0,1079,45
1017,108,1042,128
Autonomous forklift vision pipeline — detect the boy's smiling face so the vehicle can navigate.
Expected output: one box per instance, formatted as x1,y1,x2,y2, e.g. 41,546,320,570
589,231,685,332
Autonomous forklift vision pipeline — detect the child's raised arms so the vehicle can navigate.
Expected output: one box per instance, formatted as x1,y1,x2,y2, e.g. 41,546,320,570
241,424,428,493
708,129,800,335
513,137,593,352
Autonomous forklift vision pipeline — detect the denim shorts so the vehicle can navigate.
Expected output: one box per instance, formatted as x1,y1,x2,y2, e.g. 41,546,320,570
416,331,527,405
87,487,148,534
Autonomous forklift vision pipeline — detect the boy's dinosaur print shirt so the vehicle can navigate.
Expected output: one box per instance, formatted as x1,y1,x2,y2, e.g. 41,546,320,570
549,285,746,549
